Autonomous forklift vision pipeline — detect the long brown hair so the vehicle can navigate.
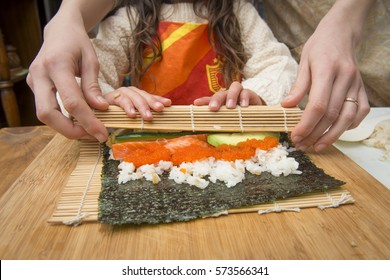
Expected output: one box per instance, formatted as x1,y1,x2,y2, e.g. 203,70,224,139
123,0,248,88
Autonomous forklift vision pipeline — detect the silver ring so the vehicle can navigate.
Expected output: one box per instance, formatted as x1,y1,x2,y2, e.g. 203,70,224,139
344,97,359,106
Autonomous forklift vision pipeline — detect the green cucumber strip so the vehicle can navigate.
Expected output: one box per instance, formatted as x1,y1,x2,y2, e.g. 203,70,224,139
114,131,205,143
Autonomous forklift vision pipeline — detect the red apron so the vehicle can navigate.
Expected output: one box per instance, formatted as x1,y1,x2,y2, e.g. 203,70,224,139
140,21,225,105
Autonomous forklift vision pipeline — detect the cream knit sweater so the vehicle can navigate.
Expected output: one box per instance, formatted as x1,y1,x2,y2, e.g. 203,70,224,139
92,0,298,105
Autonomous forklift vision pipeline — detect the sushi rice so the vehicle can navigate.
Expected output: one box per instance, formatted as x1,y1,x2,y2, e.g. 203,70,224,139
114,144,302,189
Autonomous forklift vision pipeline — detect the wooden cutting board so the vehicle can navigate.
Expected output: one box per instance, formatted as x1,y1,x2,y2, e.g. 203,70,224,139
0,131,389,259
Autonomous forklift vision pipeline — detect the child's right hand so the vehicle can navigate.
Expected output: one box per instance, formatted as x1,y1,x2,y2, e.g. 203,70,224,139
104,87,172,120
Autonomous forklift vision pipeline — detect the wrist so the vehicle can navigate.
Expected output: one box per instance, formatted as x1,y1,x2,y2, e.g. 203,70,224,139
50,0,115,32
329,0,375,45
43,8,84,40
77,0,116,31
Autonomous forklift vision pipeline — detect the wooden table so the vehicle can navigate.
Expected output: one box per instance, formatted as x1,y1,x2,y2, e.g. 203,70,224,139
0,126,389,260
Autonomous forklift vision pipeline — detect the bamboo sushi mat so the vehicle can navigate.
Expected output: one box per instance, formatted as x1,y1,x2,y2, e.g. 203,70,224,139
94,105,303,132
49,140,355,225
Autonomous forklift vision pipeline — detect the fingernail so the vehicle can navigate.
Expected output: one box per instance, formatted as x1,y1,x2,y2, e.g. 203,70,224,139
285,91,297,101
80,135,95,141
130,108,137,115
298,145,307,152
227,99,235,108
209,101,218,109
145,110,152,118
315,144,327,152
126,107,137,117
95,133,107,143
292,136,302,143
97,95,108,104
154,102,164,110
240,99,249,107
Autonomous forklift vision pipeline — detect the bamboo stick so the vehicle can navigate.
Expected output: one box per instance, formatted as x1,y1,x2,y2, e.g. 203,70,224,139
93,105,303,132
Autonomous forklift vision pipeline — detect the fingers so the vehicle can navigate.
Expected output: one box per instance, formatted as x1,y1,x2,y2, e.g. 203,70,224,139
225,81,242,108
29,70,96,140
239,89,264,106
193,81,263,110
53,72,109,142
349,86,370,129
293,69,370,152
27,47,109,142
26,12,112,142
290,68,334,145
207,82,242,110
281,61,311,108
80,45,109,110
293,65,352,150
105,87,172,120
313,86,370,151
193,96,211,106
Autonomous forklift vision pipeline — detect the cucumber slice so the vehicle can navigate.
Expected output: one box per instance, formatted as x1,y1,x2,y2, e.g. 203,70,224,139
114,131,204,143
207,132,280,147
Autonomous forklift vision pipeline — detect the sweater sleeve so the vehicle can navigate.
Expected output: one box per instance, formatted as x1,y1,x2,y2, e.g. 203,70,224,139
235,1,298,105
91,7,134,95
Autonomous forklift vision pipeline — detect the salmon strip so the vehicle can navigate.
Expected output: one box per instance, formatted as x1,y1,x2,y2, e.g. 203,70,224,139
112,141,165,160
112,134,208,160
164,134,208,153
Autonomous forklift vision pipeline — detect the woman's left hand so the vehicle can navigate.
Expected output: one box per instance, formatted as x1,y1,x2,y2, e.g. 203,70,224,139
281,3,371,152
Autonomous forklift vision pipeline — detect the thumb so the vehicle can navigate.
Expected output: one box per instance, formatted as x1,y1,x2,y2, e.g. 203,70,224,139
80,50,109,111
282,62,311,108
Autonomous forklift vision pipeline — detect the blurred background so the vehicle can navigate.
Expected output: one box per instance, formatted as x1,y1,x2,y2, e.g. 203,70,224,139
0,0,61,128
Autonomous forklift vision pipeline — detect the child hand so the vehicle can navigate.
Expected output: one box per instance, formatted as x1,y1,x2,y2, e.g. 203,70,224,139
193,81,264,111
104,87,172,120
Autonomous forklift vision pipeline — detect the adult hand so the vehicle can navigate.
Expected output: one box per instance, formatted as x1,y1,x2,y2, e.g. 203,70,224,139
194,81,264,110
27,9,109,142
281,2,371,152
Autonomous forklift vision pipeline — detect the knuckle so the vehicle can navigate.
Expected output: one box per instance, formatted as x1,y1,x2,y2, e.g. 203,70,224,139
127,86,139,91
62,132,82,140
35,108,51,123
82,123,99,136
144,92,158,101
215,91,227,99
230,81,242,89
239,90,249,99
320,137,337,147
343,111,356,122
324,108,340,123
340,61,358,76
83,80,100,93
300,135,318,147
348,122,359,129
117,87,128,93
86,55,99,68
216,88,227,94
42,52,61,68
61,96,79,114
360,104,370,117
310,101,327,115
28,61,41,74
26,73,33,87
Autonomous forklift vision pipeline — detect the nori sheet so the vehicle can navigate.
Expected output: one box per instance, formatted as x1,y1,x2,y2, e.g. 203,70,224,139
98,139,344,225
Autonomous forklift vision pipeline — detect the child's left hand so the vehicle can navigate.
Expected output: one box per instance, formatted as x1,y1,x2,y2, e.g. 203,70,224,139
193,81,264,111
